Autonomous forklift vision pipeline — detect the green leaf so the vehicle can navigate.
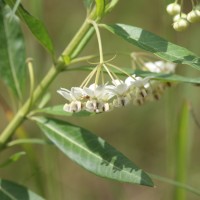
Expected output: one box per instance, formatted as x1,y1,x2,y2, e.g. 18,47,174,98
102,24,200,71
33,105,94,117
5,0,54,57
0,179,45,200
33,116,154,187
70,66,200,84
0,152,26,168
0,4,26,99
134,70,200,84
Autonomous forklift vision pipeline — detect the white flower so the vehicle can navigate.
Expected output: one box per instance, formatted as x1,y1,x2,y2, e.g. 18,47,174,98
83,83,114,101
187,10,200,23
71,87,86,100
57,88,73,101
166,3,181,16
57,87,85,102
107,80,129,95
63,101,82,113
57,87,86,113
106,80,132,107
112,96,131,107
144,61,176,73
85,100,112,113
83,84,113,113
125,75,150,88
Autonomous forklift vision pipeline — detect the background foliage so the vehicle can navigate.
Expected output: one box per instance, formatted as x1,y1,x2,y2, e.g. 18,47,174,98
0,0,200,200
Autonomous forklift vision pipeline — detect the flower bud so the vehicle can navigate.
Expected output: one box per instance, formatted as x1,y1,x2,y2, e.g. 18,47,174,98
173,18,189,31
173,13,187,22
166,3,181,16
187,10,200,23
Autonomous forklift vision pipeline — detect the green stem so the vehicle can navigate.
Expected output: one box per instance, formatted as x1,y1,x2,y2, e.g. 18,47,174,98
10,0,21,17
95,0,105,19
179,0,183,16
0,7,100,149
150,173,200,196
61,9,96,59
191,0,195,8
174,101,190,200
89,20,104,63
7,138,48,147
0,66,59,149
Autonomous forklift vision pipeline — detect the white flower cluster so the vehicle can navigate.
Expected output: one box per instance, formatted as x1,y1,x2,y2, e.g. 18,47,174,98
143,61,176,100
166,2,200,31
57,61,176,113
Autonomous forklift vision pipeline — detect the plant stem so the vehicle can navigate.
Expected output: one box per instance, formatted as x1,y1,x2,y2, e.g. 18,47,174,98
88,20,104,63
61,9,96,59
0,8,99,149
149,173,200,197
0,66,59,149
174,101,190,200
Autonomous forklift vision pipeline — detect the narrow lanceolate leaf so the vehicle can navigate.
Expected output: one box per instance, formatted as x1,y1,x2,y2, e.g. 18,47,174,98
134,70,200,84
33,116,154,187
0,4,26,99
33,105,94,117
103,24,200,71
5,0,54,56
71,66,200,84
0,179,44,200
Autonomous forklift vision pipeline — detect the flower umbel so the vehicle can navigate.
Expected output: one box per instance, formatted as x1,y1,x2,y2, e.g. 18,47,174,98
166,0,200,31
57,54,177,113
58,18,177,114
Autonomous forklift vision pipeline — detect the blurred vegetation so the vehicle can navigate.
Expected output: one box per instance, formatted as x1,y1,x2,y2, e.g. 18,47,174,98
1,0,200,199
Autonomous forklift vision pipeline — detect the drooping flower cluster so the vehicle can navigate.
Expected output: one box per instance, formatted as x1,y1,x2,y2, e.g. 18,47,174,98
57,58,176,114
166,1,200,31
142,61,176,101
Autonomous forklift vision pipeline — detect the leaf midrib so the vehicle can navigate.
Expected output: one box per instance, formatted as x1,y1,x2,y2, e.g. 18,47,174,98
0,185,18,200
40,119,145,183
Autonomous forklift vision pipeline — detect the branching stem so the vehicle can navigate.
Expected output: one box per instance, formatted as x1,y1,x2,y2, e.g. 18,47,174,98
0,7,100,150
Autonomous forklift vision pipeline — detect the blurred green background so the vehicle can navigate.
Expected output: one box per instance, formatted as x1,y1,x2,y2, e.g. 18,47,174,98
1,0,200,199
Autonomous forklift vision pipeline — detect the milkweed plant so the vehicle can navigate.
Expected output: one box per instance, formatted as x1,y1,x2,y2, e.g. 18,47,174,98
0,0,200,199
